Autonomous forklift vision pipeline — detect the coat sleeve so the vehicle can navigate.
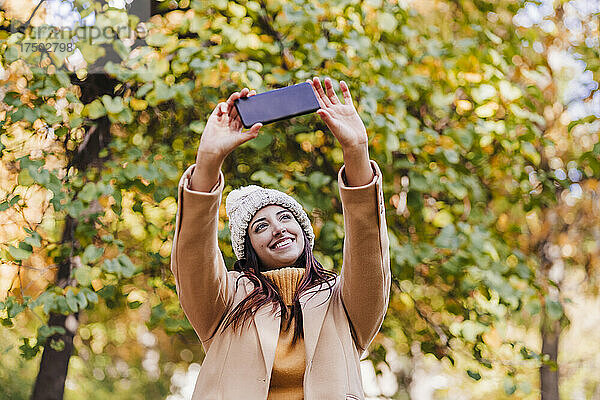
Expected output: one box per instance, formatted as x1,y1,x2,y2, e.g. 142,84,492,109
338,160,391,355
170,164,233,342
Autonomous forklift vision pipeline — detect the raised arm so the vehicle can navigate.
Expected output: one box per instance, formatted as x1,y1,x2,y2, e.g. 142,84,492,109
338,160,390,353
171,88,263,342
308,76,391,353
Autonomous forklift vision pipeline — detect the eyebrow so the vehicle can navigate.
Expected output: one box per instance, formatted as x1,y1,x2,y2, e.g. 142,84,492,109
251,210,291,229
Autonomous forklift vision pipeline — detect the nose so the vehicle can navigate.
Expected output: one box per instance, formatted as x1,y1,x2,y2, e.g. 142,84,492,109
272,222,287,236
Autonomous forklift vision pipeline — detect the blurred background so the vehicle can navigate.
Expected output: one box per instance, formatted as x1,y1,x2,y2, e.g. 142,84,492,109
0,0,599,398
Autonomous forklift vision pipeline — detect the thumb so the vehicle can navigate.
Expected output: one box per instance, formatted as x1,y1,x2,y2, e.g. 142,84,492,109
316,109,333,125
238,123,263,144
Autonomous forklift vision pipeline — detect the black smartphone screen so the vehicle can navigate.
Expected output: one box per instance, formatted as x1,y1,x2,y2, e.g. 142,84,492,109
234,82,320,129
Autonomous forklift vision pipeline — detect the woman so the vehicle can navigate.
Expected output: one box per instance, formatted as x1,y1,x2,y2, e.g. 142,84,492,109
171,77,390,399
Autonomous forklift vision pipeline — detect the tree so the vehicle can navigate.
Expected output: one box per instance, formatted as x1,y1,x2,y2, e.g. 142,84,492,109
1,0,598,398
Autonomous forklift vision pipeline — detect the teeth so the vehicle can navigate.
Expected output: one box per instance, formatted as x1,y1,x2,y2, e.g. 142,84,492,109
273,238,292,249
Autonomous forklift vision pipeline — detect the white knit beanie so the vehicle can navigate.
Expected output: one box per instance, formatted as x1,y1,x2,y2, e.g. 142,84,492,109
225,185,315,260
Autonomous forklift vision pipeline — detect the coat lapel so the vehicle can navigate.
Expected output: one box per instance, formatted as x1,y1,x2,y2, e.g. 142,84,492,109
300,278,337,364
254,303,281,378
247,277,337,375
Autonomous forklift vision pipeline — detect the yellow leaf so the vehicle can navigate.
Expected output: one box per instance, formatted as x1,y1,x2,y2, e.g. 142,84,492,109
475,102,499,118
228,1,246,17
377,12,398,32
130,98,148,111
456,99,472,114
463,72,482,83
433,210,453,227
499,80,522,101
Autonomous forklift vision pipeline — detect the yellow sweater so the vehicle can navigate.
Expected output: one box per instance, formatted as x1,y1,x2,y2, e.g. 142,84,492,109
262,267,306,400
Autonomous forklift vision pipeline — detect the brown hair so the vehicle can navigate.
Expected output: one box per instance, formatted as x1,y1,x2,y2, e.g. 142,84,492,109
220,229,337,344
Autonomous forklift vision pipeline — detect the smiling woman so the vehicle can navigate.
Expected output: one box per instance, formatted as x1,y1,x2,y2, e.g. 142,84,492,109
171,77,390,399
248,205,305,270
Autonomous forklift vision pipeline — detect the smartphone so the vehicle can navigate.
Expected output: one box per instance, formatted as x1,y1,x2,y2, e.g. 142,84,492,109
234,82,320,129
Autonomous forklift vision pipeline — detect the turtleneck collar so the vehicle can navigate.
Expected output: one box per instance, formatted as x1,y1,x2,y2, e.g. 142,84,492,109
262,267,306,306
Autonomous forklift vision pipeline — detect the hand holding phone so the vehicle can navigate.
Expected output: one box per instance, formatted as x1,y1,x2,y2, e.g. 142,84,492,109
233,82,321,129
197,88,263,163
308,77,368,151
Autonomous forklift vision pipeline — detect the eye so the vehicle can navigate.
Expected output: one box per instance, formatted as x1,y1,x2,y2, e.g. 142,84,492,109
254,223,267,232
281,214,292,220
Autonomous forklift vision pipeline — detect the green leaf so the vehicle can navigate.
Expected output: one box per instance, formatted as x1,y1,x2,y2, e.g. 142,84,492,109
24,233,42,248
115,107,133,124
149,304,166,328
146,32,169,47
545,299,563,320
467,370,481,380
4,46,18,63
5,297,26,318
113,39,129,60
251,170,279,186
8,245,32,261
85,99,106,119
102,95,124,114
189,120,205,134
247,133,273,151
435,224,459,249
81,288,99,304
73,265,93,286
9,195,21,206
3,92,22,107
308,171,331,188
117,254,137,278
50,338,65,351
503,379,517,395
102,255,137,278
19,338,39,360
75,292,88,310
82,245,104,264
18,169,34,186
65,290,79,313
128,301,142,309
79,182,98,203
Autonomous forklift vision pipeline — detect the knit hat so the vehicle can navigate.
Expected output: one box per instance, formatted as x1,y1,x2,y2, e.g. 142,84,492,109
225,185,314,260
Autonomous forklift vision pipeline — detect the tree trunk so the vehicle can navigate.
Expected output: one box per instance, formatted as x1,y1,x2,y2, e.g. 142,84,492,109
540,312,561,400
29,62,116,398
30,313,78,400
31,216,79,400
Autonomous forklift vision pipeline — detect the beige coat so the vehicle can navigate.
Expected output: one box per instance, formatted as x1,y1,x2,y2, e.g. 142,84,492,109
171,160,391,400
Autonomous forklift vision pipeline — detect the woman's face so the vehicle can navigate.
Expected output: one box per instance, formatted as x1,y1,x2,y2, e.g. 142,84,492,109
248,205,305,270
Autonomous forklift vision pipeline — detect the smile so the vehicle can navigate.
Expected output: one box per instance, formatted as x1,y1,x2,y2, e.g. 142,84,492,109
271,238,294,250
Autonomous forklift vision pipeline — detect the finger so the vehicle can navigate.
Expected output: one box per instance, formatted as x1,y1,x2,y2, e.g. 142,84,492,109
231,117,242,131
248,122,262,135
220,105,230,123
313,77,332,107
228,104,239,121
226,91,241,107
340,80,353,106
239,87,250,98
229,89,252,123
211,101,226,118
239,123,263,144
215,102,228,117
316,108,334,125
324,77,340,105
307,78,326,109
